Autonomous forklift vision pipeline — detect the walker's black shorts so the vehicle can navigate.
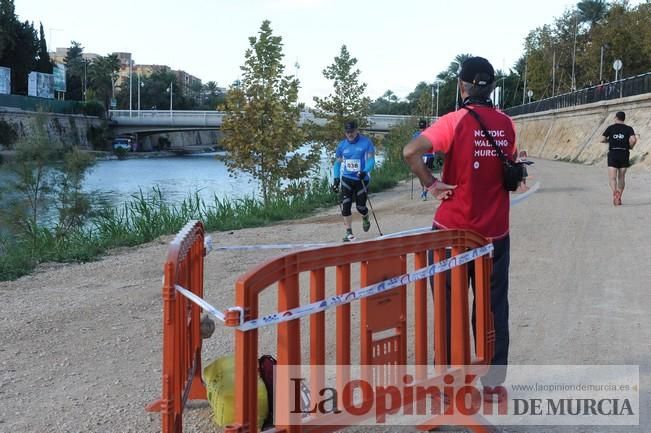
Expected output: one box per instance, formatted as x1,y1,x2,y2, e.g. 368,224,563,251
608,150,630,169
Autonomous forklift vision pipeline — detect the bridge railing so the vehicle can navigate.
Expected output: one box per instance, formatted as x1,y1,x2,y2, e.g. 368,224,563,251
109,110,425,131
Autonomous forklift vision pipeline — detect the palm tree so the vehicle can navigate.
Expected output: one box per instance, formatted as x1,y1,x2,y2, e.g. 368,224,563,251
577,0,609,27
88,54,120,112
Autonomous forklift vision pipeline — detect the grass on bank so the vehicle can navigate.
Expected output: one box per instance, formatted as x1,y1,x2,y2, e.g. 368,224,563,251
0,123,417,281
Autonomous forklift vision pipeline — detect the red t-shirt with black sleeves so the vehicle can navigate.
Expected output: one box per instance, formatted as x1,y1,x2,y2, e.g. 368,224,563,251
420,105,517,240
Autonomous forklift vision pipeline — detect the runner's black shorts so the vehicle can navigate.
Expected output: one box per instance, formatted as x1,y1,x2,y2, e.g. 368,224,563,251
608,150,630,169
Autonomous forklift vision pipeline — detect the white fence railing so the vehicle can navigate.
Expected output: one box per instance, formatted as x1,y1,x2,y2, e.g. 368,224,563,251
109,110,433,131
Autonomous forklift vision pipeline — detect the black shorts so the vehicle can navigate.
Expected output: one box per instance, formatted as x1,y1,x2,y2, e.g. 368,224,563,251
608,151,630,169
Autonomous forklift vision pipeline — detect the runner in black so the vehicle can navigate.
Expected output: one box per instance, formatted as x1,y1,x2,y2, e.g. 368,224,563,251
601,111,637,206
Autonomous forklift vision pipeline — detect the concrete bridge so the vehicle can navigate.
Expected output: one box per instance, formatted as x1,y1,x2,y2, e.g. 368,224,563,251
109,110,428,135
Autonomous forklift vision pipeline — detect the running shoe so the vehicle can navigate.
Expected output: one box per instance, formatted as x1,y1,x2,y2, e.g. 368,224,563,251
342,229,356,242
362,215,371,232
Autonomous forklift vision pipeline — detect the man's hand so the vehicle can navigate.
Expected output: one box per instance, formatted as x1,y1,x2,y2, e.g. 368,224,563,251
426,180,457,201
357,171,367,180
331,178,340,194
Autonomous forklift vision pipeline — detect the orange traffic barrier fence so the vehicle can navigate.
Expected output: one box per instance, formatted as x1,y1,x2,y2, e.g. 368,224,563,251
146,220,208,432
148,224,497,433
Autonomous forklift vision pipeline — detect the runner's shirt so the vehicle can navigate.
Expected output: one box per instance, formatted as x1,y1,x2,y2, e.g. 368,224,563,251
603,123,635,152
420,105,517,240
336,134,375,181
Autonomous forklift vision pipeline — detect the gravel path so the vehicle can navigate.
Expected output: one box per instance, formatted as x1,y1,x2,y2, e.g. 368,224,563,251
1,158,649,433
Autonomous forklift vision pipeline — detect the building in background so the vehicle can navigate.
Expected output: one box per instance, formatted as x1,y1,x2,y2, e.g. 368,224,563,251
50,47,100,64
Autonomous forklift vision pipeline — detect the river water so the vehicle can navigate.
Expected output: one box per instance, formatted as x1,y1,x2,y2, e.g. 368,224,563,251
83,153,259,207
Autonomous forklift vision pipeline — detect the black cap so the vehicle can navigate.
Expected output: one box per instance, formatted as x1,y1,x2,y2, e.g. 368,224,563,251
418,119,427,129
459,56,495,86
344,120,357,132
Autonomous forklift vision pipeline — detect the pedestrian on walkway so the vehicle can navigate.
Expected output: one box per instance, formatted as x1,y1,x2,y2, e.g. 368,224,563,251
332,120,376,242
403,56,517,400
601,111,637,206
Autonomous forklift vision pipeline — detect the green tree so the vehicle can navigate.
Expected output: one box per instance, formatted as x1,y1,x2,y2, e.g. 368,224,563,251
35,22,52,73
64,41,85,100
0,0,17,63
221,20,313,205
310,45,370,153
577,0,609,27
88,54,119,112
120,66,179,110
53,147,95,236
0,114,55,237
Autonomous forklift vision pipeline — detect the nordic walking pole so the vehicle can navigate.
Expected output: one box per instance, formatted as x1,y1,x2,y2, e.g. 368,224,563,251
411,173,414,199
361,180,383,236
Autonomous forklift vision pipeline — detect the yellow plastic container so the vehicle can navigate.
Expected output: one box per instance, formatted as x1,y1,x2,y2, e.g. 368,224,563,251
203,355,269,428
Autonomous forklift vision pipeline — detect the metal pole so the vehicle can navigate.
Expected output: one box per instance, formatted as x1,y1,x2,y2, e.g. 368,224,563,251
552,50,556,97
430,85,434,117
137,73,141,115
455,81,460,111
435,81,439,117
522,58,528,105
571,12,577,91
129,60,132,116
599,46,604,83
170,81,173,120
83,59,87,102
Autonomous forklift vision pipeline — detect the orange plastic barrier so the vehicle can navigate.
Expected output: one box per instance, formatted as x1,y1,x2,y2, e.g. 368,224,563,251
149,225,497,433
146,220,207,433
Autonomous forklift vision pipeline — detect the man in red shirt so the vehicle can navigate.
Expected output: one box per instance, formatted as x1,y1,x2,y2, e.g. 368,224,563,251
403,57,517,397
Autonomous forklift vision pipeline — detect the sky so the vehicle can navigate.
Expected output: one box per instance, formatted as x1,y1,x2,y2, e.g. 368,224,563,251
13,0,644,105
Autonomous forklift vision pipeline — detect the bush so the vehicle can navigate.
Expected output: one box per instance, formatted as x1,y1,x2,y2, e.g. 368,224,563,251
87,124,110,149
0,119,18,147
80,100,106,118
157,136,171,150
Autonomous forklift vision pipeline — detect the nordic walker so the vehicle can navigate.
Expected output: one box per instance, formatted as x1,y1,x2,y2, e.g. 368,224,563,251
332,120,376,242
414,119,436,201
601,111,637,206
403,57,517,401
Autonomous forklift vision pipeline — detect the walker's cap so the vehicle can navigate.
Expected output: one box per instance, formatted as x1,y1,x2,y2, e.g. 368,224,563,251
459,57,495,86
418,119,427,129
344,120,357,132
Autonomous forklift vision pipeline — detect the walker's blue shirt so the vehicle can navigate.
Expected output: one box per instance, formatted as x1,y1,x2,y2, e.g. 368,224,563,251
335,134,375,180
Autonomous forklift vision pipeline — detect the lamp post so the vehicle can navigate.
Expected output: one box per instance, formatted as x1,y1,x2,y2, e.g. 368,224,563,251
83,58,88,102
571,11,578,91
451,60,461,111
137,73,144,115
435,81,440,118
430,84,435,118
599,44,609,83
166,81,173,120
129,59,133,116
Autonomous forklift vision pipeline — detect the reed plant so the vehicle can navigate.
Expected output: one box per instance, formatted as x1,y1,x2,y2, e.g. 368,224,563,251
0,121,418,281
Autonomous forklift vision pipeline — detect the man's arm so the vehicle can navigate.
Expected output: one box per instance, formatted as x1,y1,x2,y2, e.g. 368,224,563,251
629,133,637,149
404,135,437,186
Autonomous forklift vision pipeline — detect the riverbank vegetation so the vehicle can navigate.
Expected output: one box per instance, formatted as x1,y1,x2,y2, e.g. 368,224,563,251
0,119,416,281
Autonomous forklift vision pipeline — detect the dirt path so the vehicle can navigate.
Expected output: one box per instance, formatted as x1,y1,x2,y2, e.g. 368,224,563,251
1,158,649,433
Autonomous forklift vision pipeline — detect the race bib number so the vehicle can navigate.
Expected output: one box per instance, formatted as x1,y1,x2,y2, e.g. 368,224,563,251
344,159,361,172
